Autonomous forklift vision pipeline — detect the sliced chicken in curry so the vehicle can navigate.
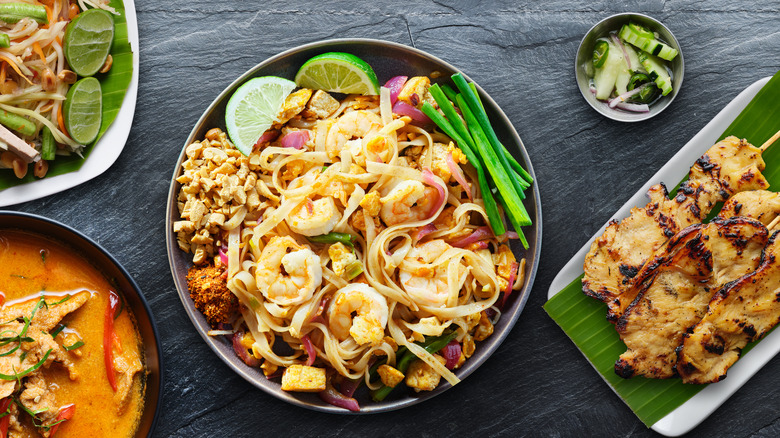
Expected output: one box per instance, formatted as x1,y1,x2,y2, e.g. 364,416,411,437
614,217,768,379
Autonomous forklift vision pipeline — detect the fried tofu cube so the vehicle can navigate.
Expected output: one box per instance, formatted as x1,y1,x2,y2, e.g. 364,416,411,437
281,365,326,392
278,88,313,124
378,365,405,388
303,90,340,119
405,355,446,392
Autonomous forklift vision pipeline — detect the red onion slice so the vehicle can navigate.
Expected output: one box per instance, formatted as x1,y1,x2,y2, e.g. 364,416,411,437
422,169,446,219
384,76,408,105
441,341,462,370
614,101,650,113
501,261,520,308
280,130,310,150
301,335,316,366
319,382,360,412
218,248,228,266
392,101,432,126
446,152,472,201
610,34,631,70
502,231,519,240
414,223,438,242
255,129,280,147
450,226,493,248
608,84,649,108
339,378,361,398
232,331,261,367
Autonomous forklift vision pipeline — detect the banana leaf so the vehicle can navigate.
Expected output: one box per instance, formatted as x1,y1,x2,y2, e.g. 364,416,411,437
544,69,780,427
0,0,133,189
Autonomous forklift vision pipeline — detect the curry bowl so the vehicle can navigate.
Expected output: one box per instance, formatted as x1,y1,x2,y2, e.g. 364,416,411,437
166,38,542,413
0,211,162,436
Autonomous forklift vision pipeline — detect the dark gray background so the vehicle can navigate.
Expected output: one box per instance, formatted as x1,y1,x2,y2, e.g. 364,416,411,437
8,1,780,436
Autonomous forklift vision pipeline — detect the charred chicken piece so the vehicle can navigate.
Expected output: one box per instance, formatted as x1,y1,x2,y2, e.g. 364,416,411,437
677,232,780,383
584,137,768,322
614,217,768,379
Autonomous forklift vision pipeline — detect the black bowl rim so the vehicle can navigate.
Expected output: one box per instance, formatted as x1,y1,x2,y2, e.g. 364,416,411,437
165,37,542,414
0,210,163,436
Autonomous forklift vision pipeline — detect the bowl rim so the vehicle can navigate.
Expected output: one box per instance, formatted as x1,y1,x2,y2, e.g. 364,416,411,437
574,12,685,122
165,37,542,414
0,210,163,436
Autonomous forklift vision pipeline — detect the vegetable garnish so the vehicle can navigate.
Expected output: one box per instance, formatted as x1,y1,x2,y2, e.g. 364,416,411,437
63,340,84,351
307,232,355,247
48,404,75,438
0,349,51,380
371,331,458,402
103,290,120,392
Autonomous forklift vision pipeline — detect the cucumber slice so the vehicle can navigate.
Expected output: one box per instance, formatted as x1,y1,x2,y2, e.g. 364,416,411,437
615,68,631,96
619,23,678,61
593,40,623,100
638,51,673,96
614,42,640,95
622,43,643,73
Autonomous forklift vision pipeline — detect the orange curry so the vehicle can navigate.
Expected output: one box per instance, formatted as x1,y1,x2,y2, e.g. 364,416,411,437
0,231,144,437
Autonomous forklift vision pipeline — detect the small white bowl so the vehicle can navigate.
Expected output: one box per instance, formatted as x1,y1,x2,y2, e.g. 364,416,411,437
575,13,684,122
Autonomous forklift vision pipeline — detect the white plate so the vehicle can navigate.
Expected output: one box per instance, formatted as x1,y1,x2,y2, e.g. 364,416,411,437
547,76,775,437
0,0,139,207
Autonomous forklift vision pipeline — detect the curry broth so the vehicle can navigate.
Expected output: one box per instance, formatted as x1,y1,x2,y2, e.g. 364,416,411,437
0,231,144,437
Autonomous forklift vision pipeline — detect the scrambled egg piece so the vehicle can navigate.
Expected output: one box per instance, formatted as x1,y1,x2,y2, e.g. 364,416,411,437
397,76,436,108
359,191,381,216
378,365,405,388
422,142,469,184
277,88,313,124
281,365,326,392
474,311,494,341
405,355,446,392
328,242,357,277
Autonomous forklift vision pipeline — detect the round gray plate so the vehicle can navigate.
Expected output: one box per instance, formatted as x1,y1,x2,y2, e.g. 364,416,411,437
165,38,542,413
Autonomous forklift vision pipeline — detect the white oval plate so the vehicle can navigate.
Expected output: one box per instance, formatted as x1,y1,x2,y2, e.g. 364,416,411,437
547,76,775,437
0,0,139,207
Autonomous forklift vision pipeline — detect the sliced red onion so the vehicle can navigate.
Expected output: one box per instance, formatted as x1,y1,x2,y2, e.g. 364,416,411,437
446,152,472,201
422,169,446,219
219,248,228,266
265,368,284,380
319,382,360,412
280,130,310,150
384,76,408,105
441,341,462,370
255,129,280,147
310,296,330,323
608,84,649,108
610,34,631,70
501,261,520,308
392,101,432,126
339,378,361,398
484,307,497,319
415,223,437,242
614,101,650,113
471,240,489,250
450,226,493,248
217,322,233,332
301,335,316,366
502,231,519,240
232,331,260,367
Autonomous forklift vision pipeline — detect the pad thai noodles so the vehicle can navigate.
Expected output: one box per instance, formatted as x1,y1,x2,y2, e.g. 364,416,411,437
175,75,529,408
0,0,116,180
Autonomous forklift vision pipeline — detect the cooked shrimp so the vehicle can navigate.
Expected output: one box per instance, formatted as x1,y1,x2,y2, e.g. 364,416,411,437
399,240,453,307
255,236,322,306
328,284,389,346
325,110,383,164
286,196,342,236
379,180,438,226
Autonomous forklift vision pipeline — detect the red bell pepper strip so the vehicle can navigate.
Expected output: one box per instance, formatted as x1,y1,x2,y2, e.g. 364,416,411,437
103,291,120,392
0,397,10,438
48,403,75,438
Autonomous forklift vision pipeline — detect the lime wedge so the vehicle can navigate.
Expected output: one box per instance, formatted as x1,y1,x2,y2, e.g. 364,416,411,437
64,77,102,145
294,52,380,95
64,9,114,77
225,76,296,155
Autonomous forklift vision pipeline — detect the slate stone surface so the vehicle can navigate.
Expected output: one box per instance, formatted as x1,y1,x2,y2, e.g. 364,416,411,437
7,0,780,436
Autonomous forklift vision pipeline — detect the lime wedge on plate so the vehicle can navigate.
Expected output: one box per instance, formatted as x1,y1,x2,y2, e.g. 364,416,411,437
225,76,296,155
64,8,114,77
294,52,380,95
63,77,102,145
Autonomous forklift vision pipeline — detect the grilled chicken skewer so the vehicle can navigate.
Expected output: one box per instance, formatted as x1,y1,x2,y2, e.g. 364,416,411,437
614,217,769,379
583,135,778,322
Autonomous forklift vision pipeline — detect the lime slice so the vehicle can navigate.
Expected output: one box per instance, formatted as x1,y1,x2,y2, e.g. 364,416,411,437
64,77,102,145
294,52,380,95
225,76,296,155
64,9,114,77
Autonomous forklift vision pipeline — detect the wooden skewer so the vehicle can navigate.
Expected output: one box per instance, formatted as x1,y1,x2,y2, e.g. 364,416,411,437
759,129,780,152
